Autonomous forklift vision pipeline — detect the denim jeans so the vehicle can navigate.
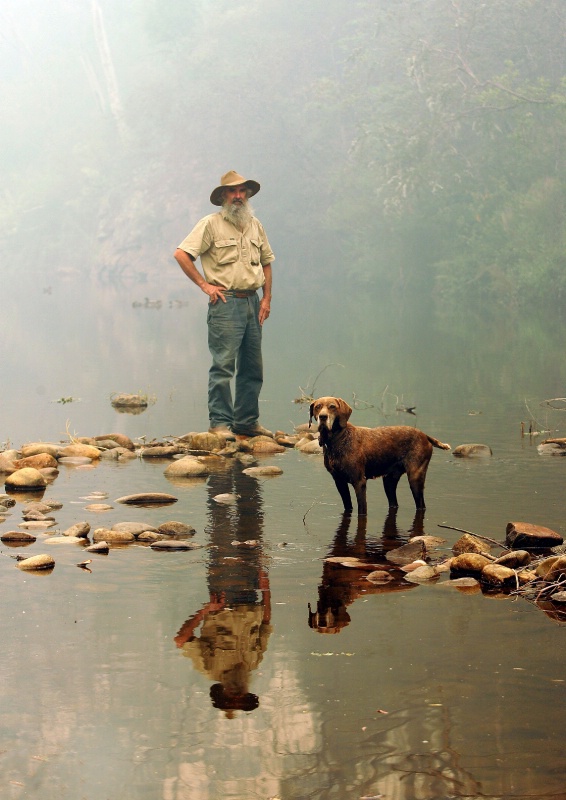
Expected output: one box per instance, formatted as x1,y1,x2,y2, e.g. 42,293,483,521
207,293,263,434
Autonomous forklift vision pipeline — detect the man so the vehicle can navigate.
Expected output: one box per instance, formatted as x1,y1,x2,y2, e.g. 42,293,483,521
174,170,275,439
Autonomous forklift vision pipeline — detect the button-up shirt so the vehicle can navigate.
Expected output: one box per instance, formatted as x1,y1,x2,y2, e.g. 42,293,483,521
178,212,275,291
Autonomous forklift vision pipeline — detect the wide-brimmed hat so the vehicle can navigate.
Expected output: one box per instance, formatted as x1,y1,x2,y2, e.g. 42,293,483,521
210,170,260,206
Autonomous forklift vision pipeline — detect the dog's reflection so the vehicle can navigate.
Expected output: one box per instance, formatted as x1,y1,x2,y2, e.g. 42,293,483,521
308,510,424,634
174,466,272,715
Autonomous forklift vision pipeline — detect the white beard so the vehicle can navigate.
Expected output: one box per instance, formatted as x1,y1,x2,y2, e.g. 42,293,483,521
221,201,254,230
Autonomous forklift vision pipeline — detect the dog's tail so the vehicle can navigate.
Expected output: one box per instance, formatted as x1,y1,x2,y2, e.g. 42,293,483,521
427,436,451,451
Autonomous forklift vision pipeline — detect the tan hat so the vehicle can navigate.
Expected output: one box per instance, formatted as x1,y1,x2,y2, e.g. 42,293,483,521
210,170,261,206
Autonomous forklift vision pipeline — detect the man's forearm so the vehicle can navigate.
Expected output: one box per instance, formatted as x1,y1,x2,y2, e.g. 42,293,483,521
174,248,206,290
262,263,272,299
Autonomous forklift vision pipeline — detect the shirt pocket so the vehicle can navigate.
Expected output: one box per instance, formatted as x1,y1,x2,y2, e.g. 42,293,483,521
250,238,261,266
214,239,238,266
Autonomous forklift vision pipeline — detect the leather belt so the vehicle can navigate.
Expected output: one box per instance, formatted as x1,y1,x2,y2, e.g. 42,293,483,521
222,289,257,298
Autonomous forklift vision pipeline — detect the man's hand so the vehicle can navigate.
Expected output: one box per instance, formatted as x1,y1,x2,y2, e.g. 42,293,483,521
203,283,227,304
259,296,270,325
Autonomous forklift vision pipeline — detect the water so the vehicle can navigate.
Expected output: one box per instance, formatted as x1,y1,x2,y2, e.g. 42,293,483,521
1,266,565,799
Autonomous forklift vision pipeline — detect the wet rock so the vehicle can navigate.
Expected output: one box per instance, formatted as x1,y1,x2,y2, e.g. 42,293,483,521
450,552,492,575
150,540,204,551
410,535,446,548
234,452,256,465
275,435,299,447
112,522,157,536
404,565,439,582
94,433,135,450
14,453,57,469
19,520,56,529
231,539,260,548
110,393,148,408
22,509,55,521
213,493,239,505
1,530,37,543
296,438,323,454
505,521,563,549
43,499,63,510
452,533,493,556
17,553,55,571
495,550,531,568
453,443,493,457
518,569,537,585
535,555,566,581
242,465,283,477
93,528,135,544
100,447,137,461
250,439,286,454
448,577,480,589
84,503,113,512
400,559,428,572
92,438,122,450
550,591,566,602
115,492,178,506
366,570,394,584
0,495,16,508
22,501,52,515
58,456,93,466
189,432,223,452
137,531,166,542
20,443,60,458
0,453,17,474
537,442,566,456
40,468,59,481
157,521,196,537
386,539,426,566
85,541,109,554
140,445,183,458
64,522,91,538
59,443,101,460
481,563,518,589
5,468,47,490
44,535,84,544
164,457,210,478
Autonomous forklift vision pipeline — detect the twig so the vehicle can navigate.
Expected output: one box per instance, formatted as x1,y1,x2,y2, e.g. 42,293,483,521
437,523,507,550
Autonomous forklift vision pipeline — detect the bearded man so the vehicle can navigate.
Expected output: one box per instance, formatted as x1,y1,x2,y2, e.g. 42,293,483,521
174,171,275,439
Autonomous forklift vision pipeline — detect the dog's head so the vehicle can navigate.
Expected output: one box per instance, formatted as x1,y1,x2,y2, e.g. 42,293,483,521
309,397,352,432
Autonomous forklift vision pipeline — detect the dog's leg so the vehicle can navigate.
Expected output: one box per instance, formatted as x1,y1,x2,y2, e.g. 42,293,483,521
407,467,428,510
333,475,353,513
352,478,368,516
382,470,402,509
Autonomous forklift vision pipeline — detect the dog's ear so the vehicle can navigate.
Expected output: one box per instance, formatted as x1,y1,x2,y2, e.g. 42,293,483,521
336,398,353,427
308,401,316,428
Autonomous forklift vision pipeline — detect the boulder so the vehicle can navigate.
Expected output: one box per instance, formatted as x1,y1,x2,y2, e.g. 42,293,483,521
59,443,101,460
20,443,60,458
0,453,17,473
112,522,157,536
64,522,91,538
481,563,517,589
1,530,37,543
5,467,47,490
450,552,492,575
17,554,55,571
157,521,196,537
452,533,492,556
505,521,563,549
242,465,283,477
189,432,223,452
94,433,135,450
164,457,209,478
92,528,135,544
495,550,531,569
110,393,148,408
453,444,492,457
386,539,426,566
114,492,178,506
535,556,566,581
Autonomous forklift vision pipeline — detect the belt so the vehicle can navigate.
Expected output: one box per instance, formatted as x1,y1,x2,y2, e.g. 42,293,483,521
222,289,257,298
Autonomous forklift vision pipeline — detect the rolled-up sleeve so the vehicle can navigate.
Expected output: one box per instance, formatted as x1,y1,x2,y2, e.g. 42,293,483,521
258,222,275,266
177,216,214,260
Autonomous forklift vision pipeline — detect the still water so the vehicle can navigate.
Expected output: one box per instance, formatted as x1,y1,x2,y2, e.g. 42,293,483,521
1,266,565,799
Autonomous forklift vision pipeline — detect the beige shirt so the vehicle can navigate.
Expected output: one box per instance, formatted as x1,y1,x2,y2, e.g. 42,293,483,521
178,212,275,291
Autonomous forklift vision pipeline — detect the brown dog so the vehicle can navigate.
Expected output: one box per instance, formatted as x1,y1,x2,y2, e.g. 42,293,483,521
309,397,451,515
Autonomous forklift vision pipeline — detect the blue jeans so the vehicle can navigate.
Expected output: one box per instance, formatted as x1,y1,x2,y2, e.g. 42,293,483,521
207,293,263,434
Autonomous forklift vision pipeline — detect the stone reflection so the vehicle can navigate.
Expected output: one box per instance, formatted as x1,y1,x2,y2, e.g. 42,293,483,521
308,510,424,633
174,464,272,715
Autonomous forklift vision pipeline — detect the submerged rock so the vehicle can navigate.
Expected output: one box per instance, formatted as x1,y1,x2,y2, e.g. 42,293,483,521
150,540,204,551
453,443,493,457
386,540,426,566
242,465,283,477
59,443,101,460
115,492,178,506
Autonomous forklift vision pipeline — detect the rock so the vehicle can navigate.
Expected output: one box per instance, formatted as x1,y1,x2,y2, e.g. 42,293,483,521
5,468,47,490
537,442,566,456
242,465,283,477
110,393,148,408
58,457,92,465
550,591,566,603
1,530,37,543
452,534,493,556
481,563,518,588
14,454,58,470
189,432,223,452
450,552,492,575
22,510,55,521
0,495,16,508
94,433,135,450
40,468,60,480
59,443,101,460
453,443,493,457
250,439,286,454
275,435,299,447
137,531,166,542
43,499,63,510
495,550,531,568
404,565,439,582
22,501,53,514
386,539,426,566
505,521,563,549
44,535,84,544
410,535,447,548
0,453,17,474
64,522,91,538
140,445,183,458
150,540,204,551
112,522,157,536
92,438,122,450
366,570,394,584
448,577,480,588
296,438,323,454
17,554,55,571
84,503,113,512
535,556,566,581
231,539,260,548
115,492,178,506
400,559,428,572
518,569,537,584
20,443,60,458
164,457,210,478
92,528,135,544
213,493,239,505
157,521,196,537
19,520,56,530
85,541,109,554
100,447,137,461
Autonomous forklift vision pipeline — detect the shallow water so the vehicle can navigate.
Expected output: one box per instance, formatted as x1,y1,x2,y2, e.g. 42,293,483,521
1,268,566,799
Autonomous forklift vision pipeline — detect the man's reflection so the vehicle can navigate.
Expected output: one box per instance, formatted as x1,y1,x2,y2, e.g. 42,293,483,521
174,464,271,715
308,510,424,634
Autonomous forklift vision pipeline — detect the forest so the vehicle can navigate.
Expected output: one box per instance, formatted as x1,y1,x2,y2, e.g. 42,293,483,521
1,0,565,308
